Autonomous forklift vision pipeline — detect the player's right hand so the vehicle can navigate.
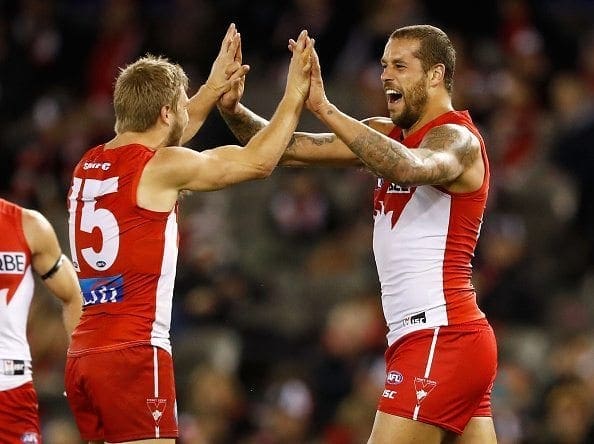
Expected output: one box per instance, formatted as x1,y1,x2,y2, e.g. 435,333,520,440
304,44,329,116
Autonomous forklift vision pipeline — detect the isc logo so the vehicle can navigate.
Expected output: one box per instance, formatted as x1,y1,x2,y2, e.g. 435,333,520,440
382,389,397,399
403,311,427,327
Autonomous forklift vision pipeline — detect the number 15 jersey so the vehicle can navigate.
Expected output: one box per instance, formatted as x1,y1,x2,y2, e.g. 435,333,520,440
67,144,178,356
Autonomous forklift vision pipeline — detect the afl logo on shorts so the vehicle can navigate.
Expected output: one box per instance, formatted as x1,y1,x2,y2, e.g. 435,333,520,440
386,371,403,385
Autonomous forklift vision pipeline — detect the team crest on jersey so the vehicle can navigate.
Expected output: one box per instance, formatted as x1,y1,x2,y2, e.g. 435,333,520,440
414,377,437,404
147,398,167,424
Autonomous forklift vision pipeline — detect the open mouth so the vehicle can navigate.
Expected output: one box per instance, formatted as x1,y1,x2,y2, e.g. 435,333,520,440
385,89,402,104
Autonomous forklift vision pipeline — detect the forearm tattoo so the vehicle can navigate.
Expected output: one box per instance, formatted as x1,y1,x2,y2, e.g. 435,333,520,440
349,131,413,180
285,133,336,157
348,125,468,185
220,110,266,145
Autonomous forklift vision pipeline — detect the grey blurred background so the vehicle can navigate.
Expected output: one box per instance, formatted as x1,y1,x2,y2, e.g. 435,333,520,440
2,0,594,443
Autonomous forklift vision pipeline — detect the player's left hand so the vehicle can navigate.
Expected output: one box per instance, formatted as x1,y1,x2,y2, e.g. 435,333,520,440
206,23,250,97
218,25,248,112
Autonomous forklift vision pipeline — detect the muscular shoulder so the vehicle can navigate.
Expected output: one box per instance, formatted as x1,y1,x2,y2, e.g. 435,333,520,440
422,123,481,166
22,209,51,235
421,123,484,191
362,117,395,135
146,145,198,177
21,209,57,255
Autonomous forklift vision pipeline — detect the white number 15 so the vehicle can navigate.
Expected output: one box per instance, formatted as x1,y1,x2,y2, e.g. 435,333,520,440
68,177,120,271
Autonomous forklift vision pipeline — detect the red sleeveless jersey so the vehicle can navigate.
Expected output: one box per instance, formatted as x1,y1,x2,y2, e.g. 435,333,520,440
67,144,179,356
0,199,35,364
373,111,490,346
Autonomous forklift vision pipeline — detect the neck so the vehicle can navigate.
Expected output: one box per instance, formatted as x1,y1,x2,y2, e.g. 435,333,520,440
403,94,453,137
105,128,167,150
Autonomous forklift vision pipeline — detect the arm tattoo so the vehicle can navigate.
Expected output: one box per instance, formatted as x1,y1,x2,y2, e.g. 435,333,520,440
348,125,472,185
301,133,336,146
349,131,414,180
220,109,267,145
285,133,336,157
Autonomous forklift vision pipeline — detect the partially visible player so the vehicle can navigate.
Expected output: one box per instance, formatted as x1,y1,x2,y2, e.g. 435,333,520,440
64,24,313,443
0,198,82,444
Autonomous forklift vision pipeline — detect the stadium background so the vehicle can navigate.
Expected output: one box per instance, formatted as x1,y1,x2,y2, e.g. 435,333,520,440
1,0,593,442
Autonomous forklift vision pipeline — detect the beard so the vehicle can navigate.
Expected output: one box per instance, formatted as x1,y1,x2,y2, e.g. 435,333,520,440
391,76,429,130
164,119,184,147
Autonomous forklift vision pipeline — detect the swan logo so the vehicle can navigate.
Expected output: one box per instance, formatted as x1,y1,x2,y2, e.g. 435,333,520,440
414,377,437,404
147,398,167,425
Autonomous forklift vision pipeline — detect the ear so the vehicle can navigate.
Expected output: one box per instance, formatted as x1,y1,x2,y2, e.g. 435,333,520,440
429,64,445,88
160,105,171,125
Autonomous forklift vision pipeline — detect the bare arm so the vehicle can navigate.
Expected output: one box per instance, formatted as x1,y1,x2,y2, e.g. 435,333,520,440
217,43,361,167
181,23,250,145
280,117,396,167
314,105,478,186
218,98,363,167
218,102,268,145
143,30,313,204
22,209,82,339
306,46,480,188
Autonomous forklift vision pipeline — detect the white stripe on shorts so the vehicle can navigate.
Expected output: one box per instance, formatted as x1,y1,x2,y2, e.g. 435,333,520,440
153,346,160,438
413,327,440,420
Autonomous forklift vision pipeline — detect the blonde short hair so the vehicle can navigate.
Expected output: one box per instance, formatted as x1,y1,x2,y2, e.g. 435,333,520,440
113,54,189,133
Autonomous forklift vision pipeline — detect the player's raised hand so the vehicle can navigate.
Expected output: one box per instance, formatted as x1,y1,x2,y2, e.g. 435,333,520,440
304,43,328,115
285,30,313,102
218,25,248,112
206,23,250,97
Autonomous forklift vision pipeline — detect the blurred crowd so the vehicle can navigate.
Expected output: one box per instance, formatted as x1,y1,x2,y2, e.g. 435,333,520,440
2,0,594,443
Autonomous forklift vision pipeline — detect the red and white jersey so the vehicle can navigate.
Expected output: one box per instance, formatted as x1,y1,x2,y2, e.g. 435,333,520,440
67,144,178,356
0,199,34,389
373,111,489,346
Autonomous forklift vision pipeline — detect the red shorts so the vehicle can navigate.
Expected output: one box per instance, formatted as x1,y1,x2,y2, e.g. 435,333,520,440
65,345,178,442
377,319,497,434
0,381,41,443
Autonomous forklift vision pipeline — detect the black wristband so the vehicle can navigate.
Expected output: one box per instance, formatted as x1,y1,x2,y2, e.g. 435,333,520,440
40,254,64,280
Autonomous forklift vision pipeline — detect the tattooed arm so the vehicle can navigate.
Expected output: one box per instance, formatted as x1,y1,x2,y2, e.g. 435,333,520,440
312,101,482,189
218,102,268,145
219,102,363,167
216,41,362,167
281,131,362,166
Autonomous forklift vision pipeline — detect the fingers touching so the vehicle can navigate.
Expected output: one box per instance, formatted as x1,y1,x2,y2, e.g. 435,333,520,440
207,23,250,96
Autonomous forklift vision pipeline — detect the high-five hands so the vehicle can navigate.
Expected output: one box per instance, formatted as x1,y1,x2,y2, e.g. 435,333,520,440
288,33,327,114
286,30,313,103
206,23,250,97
